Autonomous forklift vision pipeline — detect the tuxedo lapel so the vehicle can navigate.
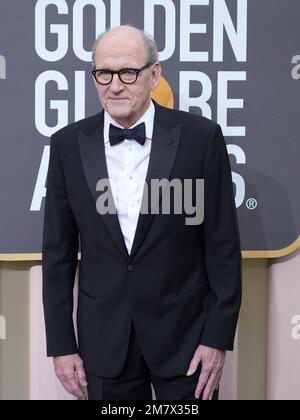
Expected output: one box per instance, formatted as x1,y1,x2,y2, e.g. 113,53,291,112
78,112,129,260
129,105,181,260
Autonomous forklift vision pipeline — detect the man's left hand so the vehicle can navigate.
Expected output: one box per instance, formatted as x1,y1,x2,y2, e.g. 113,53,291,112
186,345,226,400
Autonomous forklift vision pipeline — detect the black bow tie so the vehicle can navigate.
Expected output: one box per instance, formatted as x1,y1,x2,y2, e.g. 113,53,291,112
109,122,146,146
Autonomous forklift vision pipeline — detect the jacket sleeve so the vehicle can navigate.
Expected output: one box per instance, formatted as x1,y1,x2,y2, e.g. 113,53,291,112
200,124,242,351
42,135,79,357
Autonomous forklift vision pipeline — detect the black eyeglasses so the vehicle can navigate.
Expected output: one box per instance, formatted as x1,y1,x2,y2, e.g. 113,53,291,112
92,62,153,85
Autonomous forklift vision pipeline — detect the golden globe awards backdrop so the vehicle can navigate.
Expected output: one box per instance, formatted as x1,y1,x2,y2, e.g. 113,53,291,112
0,0,300,257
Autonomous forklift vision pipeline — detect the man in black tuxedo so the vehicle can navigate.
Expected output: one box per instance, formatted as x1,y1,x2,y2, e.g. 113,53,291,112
42,25,241,401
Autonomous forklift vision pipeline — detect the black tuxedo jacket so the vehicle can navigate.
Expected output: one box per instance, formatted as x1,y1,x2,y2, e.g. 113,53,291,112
42,102,242,378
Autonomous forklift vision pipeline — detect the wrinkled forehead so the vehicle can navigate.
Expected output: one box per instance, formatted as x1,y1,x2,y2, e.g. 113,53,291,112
94,30,147,67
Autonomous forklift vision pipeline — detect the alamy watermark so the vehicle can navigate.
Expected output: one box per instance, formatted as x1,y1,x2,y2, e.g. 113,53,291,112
291,315,300,341
96,178,204,226
0,55,6,80
0,315,6,340
291,55,300,80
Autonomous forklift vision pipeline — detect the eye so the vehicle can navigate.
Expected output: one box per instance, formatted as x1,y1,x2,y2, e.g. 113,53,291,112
96,70,110,77
121,69,136,75
119,69,138,83
94,70,112,83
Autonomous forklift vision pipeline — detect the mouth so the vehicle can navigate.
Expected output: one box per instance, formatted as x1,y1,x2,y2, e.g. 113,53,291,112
108,98,129,101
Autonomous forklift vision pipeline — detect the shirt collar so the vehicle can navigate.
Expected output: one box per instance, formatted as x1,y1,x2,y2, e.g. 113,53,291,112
104,100,155,145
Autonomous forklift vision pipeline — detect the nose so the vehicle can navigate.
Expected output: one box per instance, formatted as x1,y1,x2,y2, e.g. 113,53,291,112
109,73,124,93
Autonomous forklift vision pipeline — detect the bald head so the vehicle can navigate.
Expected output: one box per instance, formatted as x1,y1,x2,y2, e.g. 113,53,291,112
92,25,158,66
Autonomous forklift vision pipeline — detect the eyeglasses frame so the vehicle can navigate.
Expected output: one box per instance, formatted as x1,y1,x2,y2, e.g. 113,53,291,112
92,62,154,85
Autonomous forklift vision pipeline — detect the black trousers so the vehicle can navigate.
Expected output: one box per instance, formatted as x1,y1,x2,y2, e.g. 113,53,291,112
86,322,219,401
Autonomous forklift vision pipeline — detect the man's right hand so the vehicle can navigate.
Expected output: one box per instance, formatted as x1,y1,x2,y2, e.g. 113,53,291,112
53,354,88,400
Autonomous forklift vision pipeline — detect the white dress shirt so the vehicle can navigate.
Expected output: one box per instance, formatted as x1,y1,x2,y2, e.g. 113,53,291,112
103,101,155,255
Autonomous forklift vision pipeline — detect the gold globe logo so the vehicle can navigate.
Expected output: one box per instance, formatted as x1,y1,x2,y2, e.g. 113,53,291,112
151,76,174,109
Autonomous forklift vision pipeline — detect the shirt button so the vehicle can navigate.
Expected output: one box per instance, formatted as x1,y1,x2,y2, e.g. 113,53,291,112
127,264,134,272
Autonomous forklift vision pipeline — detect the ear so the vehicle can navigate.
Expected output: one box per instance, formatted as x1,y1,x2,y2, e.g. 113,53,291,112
93,76,98,90
150,62,162,92
91,63,98,89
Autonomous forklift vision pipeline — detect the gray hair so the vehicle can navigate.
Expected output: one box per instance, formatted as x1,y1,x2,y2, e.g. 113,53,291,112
91,25,159,66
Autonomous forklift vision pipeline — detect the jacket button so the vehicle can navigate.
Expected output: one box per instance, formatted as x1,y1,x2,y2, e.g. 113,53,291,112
127,264,134,272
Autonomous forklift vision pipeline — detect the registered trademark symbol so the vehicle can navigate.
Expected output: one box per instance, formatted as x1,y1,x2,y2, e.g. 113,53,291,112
246,198,258,210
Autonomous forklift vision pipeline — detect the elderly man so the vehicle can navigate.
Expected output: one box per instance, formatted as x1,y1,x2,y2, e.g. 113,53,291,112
43,25,241,401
